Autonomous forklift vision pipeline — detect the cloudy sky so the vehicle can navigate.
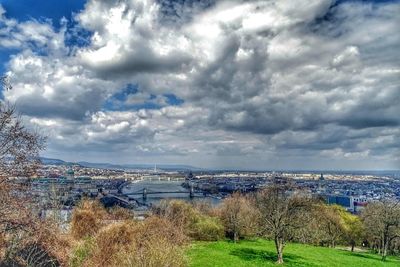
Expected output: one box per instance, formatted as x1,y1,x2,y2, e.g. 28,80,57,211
0,0,399,170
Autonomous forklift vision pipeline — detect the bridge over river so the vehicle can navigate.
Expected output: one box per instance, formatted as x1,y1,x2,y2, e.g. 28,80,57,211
127,186,205,201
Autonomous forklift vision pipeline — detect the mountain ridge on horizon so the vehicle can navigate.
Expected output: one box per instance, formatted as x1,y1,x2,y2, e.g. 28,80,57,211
39,157,400,175
39,157,202,171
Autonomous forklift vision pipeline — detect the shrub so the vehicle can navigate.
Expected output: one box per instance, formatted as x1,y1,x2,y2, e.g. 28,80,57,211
79,217,187,267
70,209,100,240
70,199,108,239
2,220,72,267
107,206,134,220
69,238,94,267
155,199,223,241
190,215,224,241
119,235,187,267
87,221,138,266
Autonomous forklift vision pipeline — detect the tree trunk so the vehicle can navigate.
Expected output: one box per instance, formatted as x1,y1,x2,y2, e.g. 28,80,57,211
382,239,388,261
233,232,238,243
382,228,389,261
274,237,284,264
351,240,355,252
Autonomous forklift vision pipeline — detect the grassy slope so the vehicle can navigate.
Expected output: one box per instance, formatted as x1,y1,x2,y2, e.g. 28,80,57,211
187,239,400,267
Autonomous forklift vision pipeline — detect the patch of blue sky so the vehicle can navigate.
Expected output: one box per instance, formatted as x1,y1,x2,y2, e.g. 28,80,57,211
0,47,17,74
64,21,93,50
309,0,396,38
1,0,86,28
103,84,184,112
164,93,184,106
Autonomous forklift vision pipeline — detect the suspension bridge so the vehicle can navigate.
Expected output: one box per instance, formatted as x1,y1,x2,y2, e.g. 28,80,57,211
127,186,205,201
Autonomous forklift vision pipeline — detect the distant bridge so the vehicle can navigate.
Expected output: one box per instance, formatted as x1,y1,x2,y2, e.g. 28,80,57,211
136,175,186,181
127,186,204,201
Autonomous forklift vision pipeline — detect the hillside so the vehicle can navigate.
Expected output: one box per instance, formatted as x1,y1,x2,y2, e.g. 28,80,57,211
188,239,399,267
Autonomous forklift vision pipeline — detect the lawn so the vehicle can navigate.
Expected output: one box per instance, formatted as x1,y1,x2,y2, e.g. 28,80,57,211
187,239,400,267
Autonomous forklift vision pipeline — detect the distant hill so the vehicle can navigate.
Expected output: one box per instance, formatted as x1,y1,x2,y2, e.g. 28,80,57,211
77,161,200,171
39,157,200,171
40,157,68,165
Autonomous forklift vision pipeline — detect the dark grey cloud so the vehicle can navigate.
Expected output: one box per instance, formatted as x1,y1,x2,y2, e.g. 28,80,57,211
82,46,193,78
157,0,215,26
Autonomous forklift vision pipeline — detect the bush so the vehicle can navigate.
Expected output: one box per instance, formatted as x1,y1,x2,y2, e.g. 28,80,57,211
119,236,187,267
87,221,138,266
155,199,223,241
190,215,224,241
2,220,72,267
69,238,94,267
70,199,108,239
77,217,187,267
70,209,100,240
107,206,134,220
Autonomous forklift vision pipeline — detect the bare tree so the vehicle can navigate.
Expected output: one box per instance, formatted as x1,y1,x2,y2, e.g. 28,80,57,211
0,77,47,264
254,184,312,264
361,199,400,261
0,101,45,234
0,103,44,179
219,192,258,242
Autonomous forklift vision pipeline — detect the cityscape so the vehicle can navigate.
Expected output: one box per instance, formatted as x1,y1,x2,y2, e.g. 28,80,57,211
22,160,400,223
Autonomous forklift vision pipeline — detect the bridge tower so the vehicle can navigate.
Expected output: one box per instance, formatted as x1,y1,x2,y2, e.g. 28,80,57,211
143,188,148,201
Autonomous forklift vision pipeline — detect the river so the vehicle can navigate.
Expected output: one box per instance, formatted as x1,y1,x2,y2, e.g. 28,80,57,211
121,180,221,207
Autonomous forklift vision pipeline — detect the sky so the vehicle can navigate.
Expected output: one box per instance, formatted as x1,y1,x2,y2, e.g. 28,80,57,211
0,0,399,170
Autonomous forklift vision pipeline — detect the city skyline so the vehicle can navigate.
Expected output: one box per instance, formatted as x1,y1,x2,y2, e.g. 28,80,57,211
0,0,399,170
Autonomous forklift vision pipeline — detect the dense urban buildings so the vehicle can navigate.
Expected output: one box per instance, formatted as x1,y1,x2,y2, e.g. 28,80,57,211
13,161,399,225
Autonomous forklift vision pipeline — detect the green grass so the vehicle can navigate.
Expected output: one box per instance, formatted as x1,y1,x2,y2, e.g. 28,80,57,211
187,239,400,267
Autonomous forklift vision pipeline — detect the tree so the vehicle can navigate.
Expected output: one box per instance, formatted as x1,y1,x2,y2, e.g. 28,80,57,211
0,103,44,179
219,192,258,242
361,200,400,261
254,184,312,264
0,78,46,264
341,210,364,252
317,205,346,248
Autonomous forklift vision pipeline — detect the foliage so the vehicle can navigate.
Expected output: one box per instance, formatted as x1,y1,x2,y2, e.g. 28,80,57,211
190,215,224,241
107,206,134,220
155,199,224,241
219,192,258,242
69,238,94,267
1,220,73,267
77,216,188,267
70,199,107,239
